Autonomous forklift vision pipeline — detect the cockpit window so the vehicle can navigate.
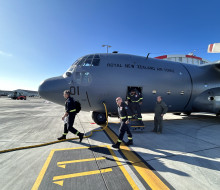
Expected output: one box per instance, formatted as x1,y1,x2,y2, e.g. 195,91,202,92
72,58,82,65
77,54,100,67
77,58,87,66
83,58,93,66
94,54,99,59
92,59,100,66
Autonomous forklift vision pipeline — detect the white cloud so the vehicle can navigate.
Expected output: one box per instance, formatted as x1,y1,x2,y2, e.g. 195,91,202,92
0,50,12,57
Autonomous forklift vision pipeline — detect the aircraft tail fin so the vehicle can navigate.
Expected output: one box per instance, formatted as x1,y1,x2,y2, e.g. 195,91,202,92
208,43,220,53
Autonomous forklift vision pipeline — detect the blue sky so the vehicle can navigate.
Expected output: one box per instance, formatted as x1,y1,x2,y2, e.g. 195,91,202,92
0,0,220,90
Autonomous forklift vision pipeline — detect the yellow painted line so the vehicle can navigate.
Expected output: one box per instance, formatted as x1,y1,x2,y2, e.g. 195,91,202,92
53,180,64,186
32,145,141,190
32,150,55,190
107,145,139,190
57,157,106,168
105,127,170,190
53,168,112,181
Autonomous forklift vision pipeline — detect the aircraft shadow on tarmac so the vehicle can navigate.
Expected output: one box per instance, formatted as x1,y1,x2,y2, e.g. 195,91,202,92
68,114,220,178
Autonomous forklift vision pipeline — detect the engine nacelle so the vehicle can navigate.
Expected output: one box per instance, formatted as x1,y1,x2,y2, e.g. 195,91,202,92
193,88,220,114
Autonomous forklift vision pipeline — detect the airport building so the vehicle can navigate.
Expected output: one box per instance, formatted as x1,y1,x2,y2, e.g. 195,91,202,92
155,54,210,65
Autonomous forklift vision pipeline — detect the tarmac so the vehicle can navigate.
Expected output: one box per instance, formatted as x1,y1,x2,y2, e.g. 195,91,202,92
0,97,220,190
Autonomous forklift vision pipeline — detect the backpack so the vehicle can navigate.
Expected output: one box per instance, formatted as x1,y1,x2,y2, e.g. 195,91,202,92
75,101,81,114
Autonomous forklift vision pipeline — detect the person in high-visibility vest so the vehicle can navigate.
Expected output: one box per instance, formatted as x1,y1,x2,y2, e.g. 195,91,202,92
57,90,84,141
112,97,133,149
127,89,143,123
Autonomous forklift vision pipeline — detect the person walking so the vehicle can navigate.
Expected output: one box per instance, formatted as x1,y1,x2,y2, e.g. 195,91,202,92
112,97,133,149
57,90,84,142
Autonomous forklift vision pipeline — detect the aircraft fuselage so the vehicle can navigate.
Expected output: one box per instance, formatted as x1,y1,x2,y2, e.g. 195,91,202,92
38,53,220,116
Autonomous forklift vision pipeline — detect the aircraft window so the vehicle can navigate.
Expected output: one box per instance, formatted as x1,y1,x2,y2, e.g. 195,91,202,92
82,72,91,83
152,90,157,94
77,58,86,66
94,54,100,59
167,90,171,95
92,58,100,66
72,58,82,66
75,55,100,67
88,55,94,59
83,58,92,66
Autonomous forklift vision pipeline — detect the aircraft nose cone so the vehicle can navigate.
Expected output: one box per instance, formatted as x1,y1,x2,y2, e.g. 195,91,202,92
38,76,70,104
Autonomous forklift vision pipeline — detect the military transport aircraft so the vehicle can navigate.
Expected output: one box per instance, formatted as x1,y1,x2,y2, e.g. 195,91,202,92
38,52,220,124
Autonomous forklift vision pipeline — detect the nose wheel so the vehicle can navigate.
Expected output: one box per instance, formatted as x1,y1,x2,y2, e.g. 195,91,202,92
92,112,106,124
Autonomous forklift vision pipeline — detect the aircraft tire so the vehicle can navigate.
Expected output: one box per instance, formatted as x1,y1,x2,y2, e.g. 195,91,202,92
92,112,106,125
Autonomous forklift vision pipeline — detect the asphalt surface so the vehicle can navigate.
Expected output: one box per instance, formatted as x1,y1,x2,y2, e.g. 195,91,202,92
0,97,220,190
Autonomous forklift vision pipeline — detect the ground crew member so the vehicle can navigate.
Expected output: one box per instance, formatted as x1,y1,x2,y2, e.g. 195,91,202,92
112,97,133,149
127,89,143,123
153,96,168,134
57,90,84,142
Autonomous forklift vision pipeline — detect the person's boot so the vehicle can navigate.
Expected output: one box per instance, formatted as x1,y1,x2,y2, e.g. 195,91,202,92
78,133,84,143
112,142,121,149
57,134,66,140
125,140,133,146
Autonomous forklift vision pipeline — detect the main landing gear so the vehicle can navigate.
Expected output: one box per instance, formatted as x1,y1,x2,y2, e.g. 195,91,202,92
92,112,106,124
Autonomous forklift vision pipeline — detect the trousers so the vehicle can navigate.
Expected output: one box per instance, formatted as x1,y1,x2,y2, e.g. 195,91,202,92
118,121,132,141
154,115,163,132
64,114,78,134
130,103,142,119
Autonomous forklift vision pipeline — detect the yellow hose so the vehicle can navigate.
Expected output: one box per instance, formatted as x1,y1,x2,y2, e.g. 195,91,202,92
0,102,108,154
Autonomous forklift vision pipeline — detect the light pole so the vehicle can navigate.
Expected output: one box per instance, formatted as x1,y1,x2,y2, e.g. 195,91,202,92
102,44,112,53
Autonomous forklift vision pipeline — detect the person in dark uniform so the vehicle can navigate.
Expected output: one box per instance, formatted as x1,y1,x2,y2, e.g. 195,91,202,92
112,97,133,149
57,90,84,142
153,96,168,134
127,89,143,124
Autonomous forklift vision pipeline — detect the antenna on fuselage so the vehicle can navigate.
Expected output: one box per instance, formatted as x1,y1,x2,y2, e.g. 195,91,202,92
146,53,150,60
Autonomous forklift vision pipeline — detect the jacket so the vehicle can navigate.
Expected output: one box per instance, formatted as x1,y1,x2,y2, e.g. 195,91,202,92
118,102,133,122
65,97,76,114
154,101,168,116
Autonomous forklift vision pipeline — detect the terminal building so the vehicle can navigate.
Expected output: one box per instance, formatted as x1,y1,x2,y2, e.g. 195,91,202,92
155,54,210,65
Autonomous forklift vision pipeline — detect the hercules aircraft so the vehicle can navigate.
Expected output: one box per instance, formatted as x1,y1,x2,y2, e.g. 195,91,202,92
38,53,220,124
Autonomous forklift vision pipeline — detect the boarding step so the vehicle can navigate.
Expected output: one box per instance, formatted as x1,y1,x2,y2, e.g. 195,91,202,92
130,119,145,131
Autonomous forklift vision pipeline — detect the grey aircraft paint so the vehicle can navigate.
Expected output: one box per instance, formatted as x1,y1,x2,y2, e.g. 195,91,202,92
38,53,220,121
